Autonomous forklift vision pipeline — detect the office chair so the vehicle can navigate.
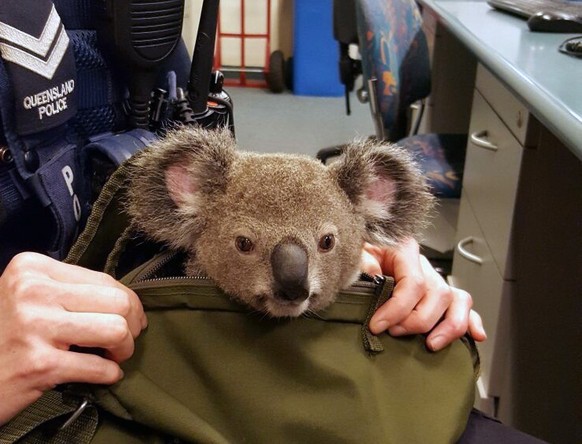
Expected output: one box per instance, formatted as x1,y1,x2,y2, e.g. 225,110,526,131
318,0,467,200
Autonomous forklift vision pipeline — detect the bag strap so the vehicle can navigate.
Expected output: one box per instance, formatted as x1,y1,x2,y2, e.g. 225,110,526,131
65,160,132,272
0,390,97,444
65,153,168,279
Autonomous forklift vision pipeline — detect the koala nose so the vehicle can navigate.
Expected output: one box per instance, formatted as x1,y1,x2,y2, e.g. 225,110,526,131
271,242,310,302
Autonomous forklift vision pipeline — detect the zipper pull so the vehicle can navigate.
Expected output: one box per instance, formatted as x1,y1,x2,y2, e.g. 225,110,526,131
359,271,376,282
361,275,394,355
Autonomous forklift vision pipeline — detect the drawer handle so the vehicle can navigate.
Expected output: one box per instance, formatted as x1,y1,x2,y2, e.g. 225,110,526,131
456,237,483,265
470,130,498,151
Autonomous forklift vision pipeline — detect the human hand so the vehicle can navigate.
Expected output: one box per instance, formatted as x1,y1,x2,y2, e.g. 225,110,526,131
360,239,486,351
0,252,147,425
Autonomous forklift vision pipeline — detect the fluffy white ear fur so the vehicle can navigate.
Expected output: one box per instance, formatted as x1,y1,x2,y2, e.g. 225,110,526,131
126,126,237,251
329,139,434,246
165,164,196,206
361,174,398,222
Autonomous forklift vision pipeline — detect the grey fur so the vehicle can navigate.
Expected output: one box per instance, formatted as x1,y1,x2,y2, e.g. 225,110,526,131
126,126,434,317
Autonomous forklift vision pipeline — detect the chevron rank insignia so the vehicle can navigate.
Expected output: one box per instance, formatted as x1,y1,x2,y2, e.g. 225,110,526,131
0,0,77,135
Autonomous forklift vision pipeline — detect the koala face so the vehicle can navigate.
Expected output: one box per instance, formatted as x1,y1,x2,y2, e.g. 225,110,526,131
126,127,433,318
188,153,366,317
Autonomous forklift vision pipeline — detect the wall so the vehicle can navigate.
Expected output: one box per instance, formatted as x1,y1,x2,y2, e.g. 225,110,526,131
182,0,293,68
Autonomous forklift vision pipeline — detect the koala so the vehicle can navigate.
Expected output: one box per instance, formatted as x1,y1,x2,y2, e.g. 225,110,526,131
125,126,434,318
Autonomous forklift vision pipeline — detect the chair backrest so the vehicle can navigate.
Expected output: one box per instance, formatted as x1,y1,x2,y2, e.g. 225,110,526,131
356,0,431,141
334,0,358,45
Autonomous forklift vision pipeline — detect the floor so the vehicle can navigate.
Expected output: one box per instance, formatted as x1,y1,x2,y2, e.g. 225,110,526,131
227,86,375,156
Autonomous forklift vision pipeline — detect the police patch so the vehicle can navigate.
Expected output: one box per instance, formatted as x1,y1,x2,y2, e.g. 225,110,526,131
0,0,77,135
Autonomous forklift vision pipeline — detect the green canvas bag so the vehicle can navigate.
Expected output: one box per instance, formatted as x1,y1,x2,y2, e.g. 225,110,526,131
0,162,479,444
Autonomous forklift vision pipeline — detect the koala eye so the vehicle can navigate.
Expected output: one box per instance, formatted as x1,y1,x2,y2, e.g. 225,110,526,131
236,236,254,253
318,234,335,252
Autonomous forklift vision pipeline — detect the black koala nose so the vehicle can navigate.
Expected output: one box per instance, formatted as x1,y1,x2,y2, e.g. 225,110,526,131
271,242,309,302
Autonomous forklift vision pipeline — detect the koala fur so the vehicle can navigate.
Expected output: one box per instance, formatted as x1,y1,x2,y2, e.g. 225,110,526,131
126,126,434,318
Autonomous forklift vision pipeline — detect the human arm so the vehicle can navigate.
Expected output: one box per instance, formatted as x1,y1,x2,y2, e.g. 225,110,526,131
0,252,147,426
361,239,487,351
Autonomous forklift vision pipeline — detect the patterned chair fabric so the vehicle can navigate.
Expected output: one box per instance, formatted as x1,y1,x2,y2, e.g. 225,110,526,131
356,0,431,141
355,0,465,198
401,133,467,198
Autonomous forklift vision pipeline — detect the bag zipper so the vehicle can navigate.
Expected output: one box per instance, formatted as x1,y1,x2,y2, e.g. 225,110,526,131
130,250,209,284
131,250,387,296
129,250,394,354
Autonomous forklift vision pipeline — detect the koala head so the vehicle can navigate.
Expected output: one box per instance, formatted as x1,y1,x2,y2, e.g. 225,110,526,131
126,127,433,317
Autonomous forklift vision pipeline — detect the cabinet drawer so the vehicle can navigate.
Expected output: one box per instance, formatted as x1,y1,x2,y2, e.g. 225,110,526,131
450,195,513,398
475,64,535,146
463,90,523,279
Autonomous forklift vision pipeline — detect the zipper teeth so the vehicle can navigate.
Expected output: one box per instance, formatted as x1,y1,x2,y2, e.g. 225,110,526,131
139,275,375,285
139,252,175,279
136,251,381,293
138,274,211,283
135,252,212,284
137,275,377,295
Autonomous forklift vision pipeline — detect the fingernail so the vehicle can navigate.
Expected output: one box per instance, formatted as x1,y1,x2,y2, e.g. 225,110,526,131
428,335,444,351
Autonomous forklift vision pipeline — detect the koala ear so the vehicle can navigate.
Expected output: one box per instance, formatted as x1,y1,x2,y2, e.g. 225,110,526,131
126,126,236,250
329,139,435,246
165,164,198,207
